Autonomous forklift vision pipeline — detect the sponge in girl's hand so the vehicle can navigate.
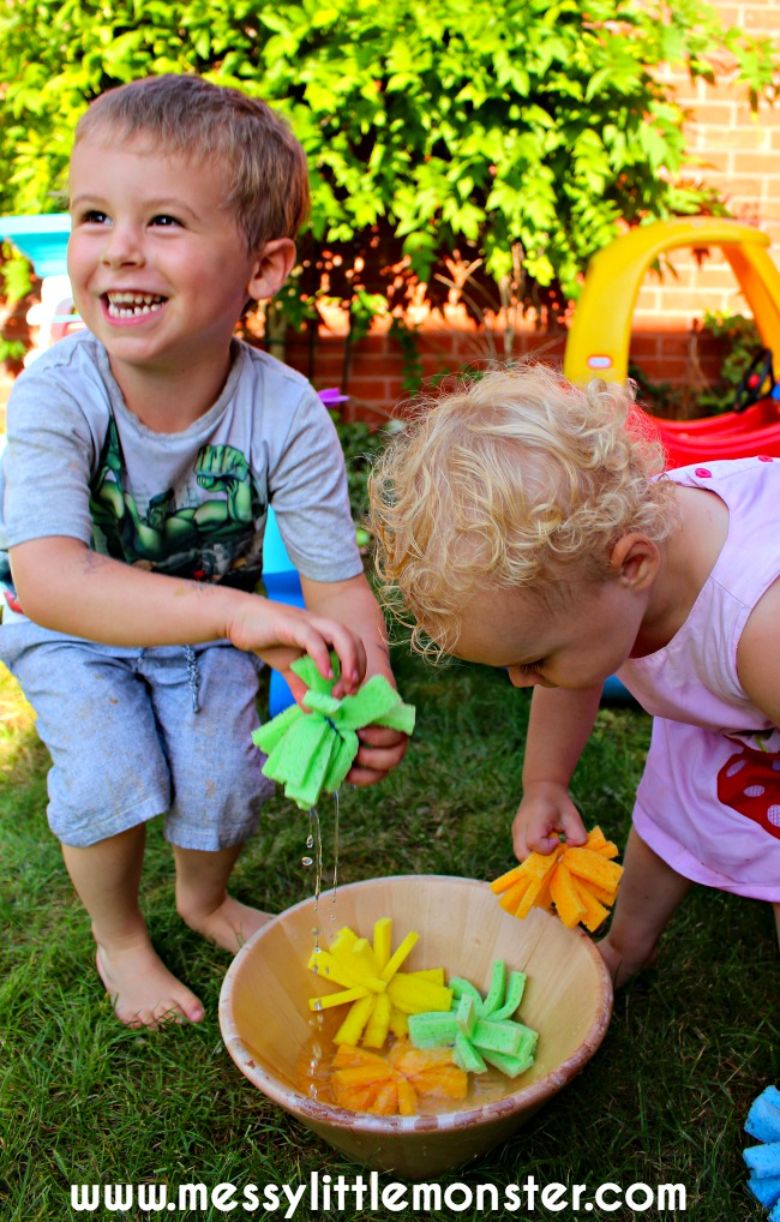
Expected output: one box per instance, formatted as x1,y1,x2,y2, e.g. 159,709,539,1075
490,826,623,932
252,653,415,810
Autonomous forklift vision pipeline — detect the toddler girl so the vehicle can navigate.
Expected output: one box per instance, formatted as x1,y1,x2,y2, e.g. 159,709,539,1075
370,365,780,983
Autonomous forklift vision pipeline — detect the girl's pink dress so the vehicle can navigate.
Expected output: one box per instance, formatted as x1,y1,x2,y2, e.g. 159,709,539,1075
618,456,780,901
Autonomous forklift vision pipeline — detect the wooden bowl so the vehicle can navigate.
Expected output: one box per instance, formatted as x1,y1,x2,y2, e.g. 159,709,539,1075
219,875,612,1178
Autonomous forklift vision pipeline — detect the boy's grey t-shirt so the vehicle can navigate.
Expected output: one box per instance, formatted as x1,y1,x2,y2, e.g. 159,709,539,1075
0,331,362,605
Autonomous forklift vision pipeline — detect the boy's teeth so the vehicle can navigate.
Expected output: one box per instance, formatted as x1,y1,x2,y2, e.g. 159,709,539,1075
106,292,165,318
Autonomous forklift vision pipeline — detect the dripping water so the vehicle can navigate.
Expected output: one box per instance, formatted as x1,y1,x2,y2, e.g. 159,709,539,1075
305,807,327,1088
330,789,341,922
308,806,323,960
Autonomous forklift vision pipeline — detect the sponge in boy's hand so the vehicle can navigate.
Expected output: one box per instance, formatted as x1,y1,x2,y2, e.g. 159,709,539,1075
252,653,415,810
744,1086,780,1216
490,826,623,932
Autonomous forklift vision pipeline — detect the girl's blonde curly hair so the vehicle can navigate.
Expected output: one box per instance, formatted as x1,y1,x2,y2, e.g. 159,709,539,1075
369,364,676,656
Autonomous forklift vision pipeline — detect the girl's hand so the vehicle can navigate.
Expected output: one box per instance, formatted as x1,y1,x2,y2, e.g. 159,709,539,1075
227,596,366,698
512,780,587,858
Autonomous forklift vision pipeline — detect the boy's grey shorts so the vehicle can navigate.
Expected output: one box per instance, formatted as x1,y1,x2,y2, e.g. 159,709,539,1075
0,621,275,850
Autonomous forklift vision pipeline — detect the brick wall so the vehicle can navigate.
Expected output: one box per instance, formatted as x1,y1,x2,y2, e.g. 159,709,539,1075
286,0,780,420
285,324,568,426
632,0,780,388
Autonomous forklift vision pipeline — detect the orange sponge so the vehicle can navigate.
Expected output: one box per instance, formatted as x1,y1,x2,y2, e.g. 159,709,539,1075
330,1041,467,1116
490,826,623,932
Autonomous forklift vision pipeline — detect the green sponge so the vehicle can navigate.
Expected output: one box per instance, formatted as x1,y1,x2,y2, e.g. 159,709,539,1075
408,959,538,1078
406,1012,459,1049
489,971,526,1021
478,960,507,1018
455,993,477,1038
454,1032,487,1073
480,1047,535,1078
251,652,416,810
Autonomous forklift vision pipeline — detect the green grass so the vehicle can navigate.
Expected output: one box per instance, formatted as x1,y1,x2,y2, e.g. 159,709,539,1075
1,648,777,1221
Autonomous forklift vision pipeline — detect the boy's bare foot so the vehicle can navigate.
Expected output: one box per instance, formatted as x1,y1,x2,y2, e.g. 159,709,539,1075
597,936,658,989
95,938,205,1028
178,895,273,952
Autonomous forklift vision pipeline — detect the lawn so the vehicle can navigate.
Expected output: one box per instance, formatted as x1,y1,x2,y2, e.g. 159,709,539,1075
1,643,777,1221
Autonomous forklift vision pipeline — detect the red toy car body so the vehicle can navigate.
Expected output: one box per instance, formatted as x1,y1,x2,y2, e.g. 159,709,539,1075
651,394,780,468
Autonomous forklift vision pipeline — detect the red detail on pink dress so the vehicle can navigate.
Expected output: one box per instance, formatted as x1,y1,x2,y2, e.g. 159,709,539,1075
716,745,780,839
758,455,774,462
694,467,712,478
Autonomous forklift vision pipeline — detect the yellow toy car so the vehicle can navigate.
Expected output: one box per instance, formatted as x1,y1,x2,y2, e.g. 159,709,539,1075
563,218,780,464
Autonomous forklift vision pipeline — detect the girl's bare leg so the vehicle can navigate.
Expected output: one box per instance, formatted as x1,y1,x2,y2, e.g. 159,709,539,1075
173,844,272,952
599,827,692,988
62,824,204,1027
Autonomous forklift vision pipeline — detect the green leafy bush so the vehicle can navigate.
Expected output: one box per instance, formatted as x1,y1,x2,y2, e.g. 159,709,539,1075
0,0,776,324
330,411,399,529
0,245,34,370
696,311,765,415
631,311,768,419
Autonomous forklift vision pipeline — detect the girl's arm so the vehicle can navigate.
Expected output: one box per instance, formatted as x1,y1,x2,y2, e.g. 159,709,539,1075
9,535,365,692
737,576,780,725
514,684,603,857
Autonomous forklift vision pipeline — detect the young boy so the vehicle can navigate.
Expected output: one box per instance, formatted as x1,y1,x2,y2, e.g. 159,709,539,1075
0,75,406,1027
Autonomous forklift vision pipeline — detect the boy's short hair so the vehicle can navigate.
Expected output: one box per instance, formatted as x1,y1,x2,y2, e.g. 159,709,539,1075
74,74,310,251
369,364,676,655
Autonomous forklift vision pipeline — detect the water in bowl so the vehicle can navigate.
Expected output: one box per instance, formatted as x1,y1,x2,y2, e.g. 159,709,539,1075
294,1009,529,1116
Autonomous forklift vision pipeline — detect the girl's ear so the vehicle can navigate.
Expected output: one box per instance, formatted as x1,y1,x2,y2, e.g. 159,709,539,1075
609,533,660,590
246,238,296,301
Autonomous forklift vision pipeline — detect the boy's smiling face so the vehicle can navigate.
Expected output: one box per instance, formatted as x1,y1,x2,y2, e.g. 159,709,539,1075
67,133,286,387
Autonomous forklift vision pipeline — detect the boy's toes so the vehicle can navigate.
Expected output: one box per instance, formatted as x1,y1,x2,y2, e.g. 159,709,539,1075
95,946,205,1028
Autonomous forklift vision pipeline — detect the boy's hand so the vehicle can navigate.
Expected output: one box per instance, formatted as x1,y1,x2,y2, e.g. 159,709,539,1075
227,597,366,697
297,571,410,784
512,780,587,859
347,723,409,787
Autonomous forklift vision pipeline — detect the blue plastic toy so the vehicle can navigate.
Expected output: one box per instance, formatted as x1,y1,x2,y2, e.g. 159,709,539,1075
602,674,633,703
261,506,306,716
744,1085,780,1219
0,211,71,277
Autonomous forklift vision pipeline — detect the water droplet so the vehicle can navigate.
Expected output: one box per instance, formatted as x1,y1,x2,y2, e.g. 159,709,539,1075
301,856,313,867
312,999,323,1012
306,834,314,849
